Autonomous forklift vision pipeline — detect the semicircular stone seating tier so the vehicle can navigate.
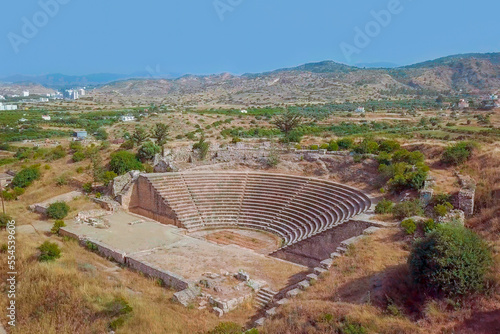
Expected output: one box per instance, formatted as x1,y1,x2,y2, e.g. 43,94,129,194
144,172,371,248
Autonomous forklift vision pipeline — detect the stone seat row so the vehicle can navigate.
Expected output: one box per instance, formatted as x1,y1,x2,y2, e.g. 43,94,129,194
144,172,370,246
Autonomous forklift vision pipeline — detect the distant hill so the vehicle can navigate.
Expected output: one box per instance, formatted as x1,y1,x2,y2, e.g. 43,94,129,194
89,52,500,107
1,72,182,89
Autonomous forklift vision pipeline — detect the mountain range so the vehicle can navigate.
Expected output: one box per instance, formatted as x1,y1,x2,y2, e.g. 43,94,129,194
2,53,499,107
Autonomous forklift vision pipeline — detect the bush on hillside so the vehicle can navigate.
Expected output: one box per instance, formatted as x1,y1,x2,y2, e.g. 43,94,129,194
136,141,160,162
337,138,354,150
11,166,41,188
401,218,417,235
327,140,339,151
393,200,423,220
72,151,86,162
51,220,66,235
441,141,478,165
434,202,453,217
38,241,62,262
409,224,493,298
110,151,143,175
353,139,379,154
206,322,243,334
0,213,13,229
378,139,400,153
46,202,70,219
375,199,394,214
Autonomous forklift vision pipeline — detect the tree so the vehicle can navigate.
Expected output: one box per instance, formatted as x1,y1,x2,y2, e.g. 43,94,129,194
132,126,149,146
272,110,304,137
109,151,143,175
192,135,210,160
137,141,160,162
151,123,169,156
409,224,492,298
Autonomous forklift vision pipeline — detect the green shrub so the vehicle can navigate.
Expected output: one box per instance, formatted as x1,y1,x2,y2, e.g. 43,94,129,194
69,141,82,151
231,137,242,144
38,241,61,262
46,202,70,219
0,213,13,229
423,219,437,233
82,182,93,193
375,199,394,214
51,220,66,235
441,141,478,165
120,140,135,150
327,140,339,151
337,138,354,150
136,141,160,162
193,136,210,160
102,171,118,186
11,166,41,188
310,144,319,150
94,128,108,141
110,151,143,175
353,139,379,154
207,322,242,334
378,139,400,153
339,320,368,334
434,202,453,217
393,200,423,220
72,151,86,162
320,143,329,150
409,224,493,298
283,131,302,143
46,145,67,161
401,218,417,235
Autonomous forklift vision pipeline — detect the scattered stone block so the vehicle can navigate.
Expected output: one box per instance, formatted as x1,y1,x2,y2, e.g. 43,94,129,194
320,258,333,269
276,298,290,305
340,236,364,248
212,307,224,318
266,307,277,316
297,280,310,290
330,252,342,259
254,317,266,327
362,226,381,235
286,288,301,298
336,246,348,254
314,267,328,275
306,273,318,282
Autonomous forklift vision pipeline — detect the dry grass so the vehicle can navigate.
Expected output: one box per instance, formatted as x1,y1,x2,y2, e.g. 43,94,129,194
262,228,500,334
0,232,253,334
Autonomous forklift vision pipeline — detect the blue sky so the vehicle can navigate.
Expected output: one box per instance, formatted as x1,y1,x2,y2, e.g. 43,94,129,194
1,0,499,76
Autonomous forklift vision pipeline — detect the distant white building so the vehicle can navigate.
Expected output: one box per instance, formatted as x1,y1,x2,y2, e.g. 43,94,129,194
39,98,49,102
355,107,366,113
458,99,469,109
0,103,18,111
240,109,248,114
19,118,27,122
79,88,86,96
120,115,136,122
23,91,30,97
42,115,51,121
64,89,79,100
0,95,5,100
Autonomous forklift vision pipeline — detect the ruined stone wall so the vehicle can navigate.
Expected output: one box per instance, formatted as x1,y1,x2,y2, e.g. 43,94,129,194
128,176,181,227
455,172,476,217
126,256,189,290
85,239,126,264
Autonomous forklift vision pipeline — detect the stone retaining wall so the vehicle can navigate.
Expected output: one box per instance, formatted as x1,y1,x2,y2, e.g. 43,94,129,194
126,256,189,290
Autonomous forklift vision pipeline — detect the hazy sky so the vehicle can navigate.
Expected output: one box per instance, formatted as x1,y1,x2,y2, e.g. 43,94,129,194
1,0,499,76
